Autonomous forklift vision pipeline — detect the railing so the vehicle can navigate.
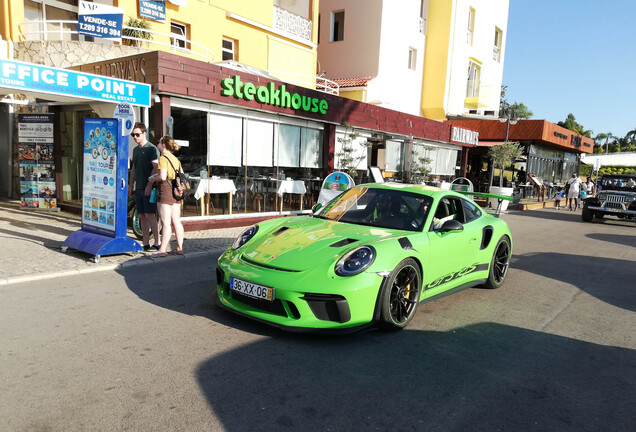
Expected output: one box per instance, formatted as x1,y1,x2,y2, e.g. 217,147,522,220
418,17,426,35
267,70,339,95
272,6,312,41
493,46,501,62
17,20,215,62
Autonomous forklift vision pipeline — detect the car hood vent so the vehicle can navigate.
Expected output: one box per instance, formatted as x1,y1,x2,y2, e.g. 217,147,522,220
272,226,290,236
330,238,358,247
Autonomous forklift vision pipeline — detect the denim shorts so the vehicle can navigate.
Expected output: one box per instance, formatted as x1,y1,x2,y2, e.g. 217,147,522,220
135,189,157,214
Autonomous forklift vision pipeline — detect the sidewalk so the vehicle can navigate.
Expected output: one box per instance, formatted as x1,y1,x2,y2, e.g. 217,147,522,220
0,200,247,286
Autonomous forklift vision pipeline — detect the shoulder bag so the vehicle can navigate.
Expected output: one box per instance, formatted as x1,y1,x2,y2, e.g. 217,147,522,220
163,155,190,201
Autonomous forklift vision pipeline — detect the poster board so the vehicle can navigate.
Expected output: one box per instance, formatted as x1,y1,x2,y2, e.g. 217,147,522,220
18,114,57,210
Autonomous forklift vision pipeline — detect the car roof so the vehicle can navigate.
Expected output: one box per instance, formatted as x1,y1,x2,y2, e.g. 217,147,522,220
357,182,463,199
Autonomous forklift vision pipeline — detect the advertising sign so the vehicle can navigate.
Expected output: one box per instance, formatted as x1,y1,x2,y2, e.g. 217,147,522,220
81,118,119,236
0,59,151,107
139,0,166,22
78,1,123,41
18,114,56,210
113,102,136,136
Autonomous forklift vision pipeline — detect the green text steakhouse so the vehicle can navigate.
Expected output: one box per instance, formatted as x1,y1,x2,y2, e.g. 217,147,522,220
221,75,328,114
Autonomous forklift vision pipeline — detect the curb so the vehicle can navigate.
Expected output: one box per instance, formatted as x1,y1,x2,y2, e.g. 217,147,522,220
0,248,223,287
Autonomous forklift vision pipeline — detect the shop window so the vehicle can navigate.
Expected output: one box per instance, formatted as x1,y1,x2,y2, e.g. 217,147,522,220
408,47,417,70
279,124,301,167
331,10,344,42
493,27,502,62
385,140,404,172
245,119,274,168
208,113,242,167
301,128,322,168
222,38,236,61
466,60,480,98
171,21,188,50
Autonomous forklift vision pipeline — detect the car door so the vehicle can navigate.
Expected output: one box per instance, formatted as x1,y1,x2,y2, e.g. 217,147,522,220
422,196,483,298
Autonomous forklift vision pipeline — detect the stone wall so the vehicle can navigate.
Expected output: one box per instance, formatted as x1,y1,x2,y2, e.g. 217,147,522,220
14,41,150,68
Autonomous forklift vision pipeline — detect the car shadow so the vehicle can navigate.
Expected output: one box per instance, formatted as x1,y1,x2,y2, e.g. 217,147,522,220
195,323,636,431
511,252,636,313
586,232,636,248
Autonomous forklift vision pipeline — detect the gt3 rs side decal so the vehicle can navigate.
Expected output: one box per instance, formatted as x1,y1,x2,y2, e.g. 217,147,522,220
425,263,489,290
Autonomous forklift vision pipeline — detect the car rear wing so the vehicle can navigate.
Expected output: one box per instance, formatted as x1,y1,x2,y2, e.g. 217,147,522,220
456,191,519,217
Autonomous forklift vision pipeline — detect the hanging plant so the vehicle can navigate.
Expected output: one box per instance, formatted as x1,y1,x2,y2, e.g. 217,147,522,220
122,17,153,47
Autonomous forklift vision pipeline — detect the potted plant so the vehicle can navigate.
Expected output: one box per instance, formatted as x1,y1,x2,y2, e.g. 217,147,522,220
487,141,522,210
122,17,153,47
335,122,370,180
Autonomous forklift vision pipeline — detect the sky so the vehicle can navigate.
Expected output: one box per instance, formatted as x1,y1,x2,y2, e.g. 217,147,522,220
502,0,636,138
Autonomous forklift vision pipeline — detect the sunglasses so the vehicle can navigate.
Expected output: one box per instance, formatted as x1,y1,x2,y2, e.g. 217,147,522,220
130,132,143,138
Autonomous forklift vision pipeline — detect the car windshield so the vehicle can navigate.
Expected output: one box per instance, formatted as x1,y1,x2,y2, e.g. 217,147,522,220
599,176,636,192
317,186,433,231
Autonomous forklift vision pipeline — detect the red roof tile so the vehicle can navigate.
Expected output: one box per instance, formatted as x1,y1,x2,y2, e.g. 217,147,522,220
333,76,376,88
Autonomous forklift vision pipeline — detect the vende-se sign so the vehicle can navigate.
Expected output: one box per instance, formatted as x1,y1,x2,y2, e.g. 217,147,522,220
78,1,123,41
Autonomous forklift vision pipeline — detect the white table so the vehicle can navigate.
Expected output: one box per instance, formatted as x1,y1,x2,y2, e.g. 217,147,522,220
277,180,307,211
194,178,237,215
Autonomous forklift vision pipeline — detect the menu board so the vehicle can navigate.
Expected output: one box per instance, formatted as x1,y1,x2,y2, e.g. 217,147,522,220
81,118,118,235
18,114,56,209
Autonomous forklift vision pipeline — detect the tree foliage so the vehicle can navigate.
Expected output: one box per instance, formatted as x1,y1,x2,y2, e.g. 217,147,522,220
557,113,592,138
499,85,533,119
488,141,523,186
335,122,370,178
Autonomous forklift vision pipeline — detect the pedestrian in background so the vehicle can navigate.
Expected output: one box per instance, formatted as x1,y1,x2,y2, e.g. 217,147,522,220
129,122,161,252
566,173,583,211
148,136,184,257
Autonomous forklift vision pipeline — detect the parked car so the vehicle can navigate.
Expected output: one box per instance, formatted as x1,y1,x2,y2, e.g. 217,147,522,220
582,174,636,223
215,183,513,333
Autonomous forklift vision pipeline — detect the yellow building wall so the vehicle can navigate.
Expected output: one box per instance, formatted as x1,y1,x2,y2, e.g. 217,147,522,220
421,0,452,120
2,0,317,81
339,89,366,103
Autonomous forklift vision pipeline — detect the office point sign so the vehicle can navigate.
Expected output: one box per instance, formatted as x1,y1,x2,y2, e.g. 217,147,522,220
221,75,329,115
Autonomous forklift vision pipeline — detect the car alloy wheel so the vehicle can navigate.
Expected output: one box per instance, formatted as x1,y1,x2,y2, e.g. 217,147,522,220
380,258,421,331
483,237,511,289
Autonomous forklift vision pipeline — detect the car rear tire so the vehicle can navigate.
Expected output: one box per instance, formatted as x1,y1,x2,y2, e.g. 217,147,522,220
582,207,593,222
379,258,421,331
482,236,511,289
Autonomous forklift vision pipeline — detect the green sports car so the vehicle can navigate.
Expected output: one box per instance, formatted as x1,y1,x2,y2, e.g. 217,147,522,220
216,183,513,333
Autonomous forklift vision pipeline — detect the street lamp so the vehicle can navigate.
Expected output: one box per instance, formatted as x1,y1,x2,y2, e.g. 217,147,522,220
487,114,518,207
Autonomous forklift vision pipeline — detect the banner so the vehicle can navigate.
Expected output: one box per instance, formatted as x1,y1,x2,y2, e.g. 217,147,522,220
139,0,166,23
18,114,56,210
78,1,123,41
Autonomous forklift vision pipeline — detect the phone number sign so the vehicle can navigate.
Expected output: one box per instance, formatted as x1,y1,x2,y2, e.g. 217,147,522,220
78,1,123,41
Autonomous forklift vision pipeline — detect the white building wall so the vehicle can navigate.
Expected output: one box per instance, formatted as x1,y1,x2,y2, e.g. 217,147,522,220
445,0,509,117
366,0,426,115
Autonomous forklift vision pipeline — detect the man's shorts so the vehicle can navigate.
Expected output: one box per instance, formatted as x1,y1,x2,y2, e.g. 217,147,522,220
135,189,157,214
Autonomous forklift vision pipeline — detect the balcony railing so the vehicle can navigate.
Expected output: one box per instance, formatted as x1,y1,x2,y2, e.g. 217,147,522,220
17,20,215,62
272,6,312,41
493,46,501,62
418,17,426,34
267,70,339,95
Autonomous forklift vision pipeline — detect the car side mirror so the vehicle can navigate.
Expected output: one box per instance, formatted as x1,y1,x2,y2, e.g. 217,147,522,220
312,203,323,215
439,219,463,233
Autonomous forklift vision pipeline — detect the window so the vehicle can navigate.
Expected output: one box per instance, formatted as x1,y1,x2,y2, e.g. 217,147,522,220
467,7,475,45
170,21,188,49
331,11,344,42
408,47,417,70
466,60,481,98
222,38,236,61
461,198,482,223
493,27,502,62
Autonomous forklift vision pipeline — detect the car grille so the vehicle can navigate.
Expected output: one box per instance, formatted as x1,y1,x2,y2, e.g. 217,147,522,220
603,195,627,209
231,291,288,317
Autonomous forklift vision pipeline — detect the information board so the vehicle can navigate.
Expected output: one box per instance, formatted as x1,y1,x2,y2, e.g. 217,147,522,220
18,114,56,210
81,118,118,236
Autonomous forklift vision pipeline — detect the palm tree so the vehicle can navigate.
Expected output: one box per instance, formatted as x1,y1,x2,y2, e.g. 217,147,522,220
594,132,614,154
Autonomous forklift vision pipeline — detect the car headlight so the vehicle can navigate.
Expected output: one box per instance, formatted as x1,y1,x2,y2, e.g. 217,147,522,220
598,193,606,201
231,225,259,250
335,246,376,277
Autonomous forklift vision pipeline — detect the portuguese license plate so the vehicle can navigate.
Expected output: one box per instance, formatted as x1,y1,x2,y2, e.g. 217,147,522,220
230,277,274,301
604,207,619,213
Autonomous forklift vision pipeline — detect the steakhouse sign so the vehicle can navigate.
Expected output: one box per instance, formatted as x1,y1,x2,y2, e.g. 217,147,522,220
221,75,329,115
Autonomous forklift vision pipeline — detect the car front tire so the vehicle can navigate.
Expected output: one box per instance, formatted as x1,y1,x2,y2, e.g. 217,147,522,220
379,258,422,331
482,236,511,289
582,207,593,222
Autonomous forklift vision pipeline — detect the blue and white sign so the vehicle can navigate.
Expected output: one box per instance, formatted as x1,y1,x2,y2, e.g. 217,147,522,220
139,0,166,23
114,102,136,136
78,1,123,41
0,59,151,107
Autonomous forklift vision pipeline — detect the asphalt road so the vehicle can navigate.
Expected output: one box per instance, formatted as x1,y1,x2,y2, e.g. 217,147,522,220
1,209,635,431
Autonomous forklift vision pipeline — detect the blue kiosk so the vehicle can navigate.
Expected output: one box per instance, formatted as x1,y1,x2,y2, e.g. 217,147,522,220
63,118,142,262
